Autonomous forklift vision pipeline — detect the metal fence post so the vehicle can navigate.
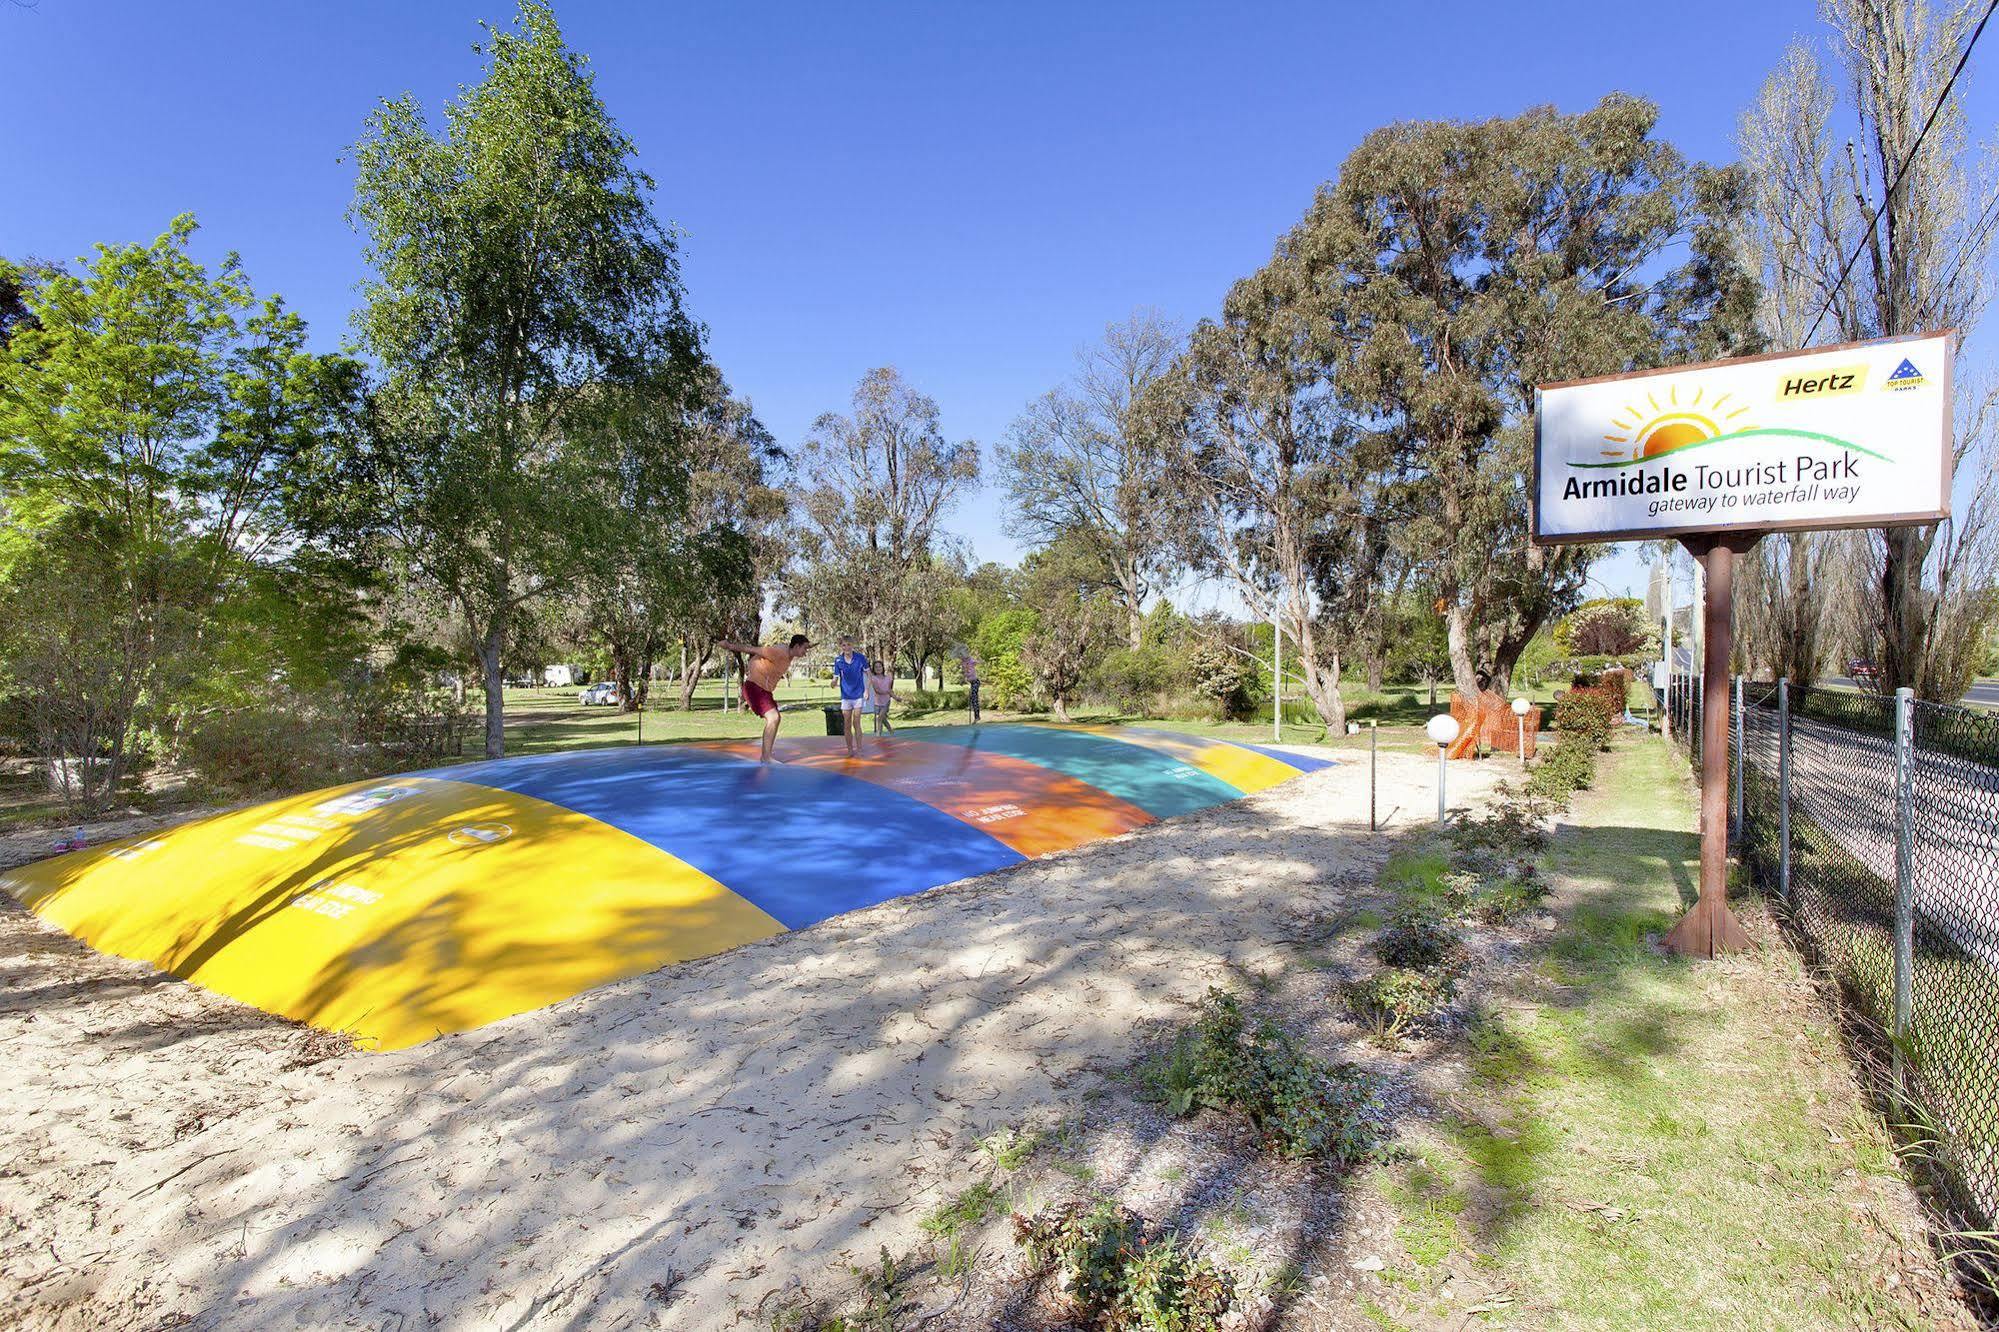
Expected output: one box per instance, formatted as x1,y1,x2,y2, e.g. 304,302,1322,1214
1892,685,1916,1097
1732,674,1745,837
1777,677,1791,904
1369,721,1378,832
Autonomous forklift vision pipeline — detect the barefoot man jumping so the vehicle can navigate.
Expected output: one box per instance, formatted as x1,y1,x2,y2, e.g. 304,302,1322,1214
718,632,811,763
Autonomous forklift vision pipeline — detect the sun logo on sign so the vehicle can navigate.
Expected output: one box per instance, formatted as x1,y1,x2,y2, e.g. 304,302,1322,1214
1599,383,1753,462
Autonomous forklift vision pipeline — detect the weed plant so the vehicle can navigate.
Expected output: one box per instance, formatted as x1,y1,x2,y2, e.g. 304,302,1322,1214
1139,989,1381,1163
1013,1199,1235,1332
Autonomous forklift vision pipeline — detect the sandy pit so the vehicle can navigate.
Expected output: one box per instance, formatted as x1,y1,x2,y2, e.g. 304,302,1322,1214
0,746,1498,1330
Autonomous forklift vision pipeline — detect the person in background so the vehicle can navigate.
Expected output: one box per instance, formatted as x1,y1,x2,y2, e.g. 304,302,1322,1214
957,649,981,723
868,653,897,735
716,632,811,763
832,635,869,758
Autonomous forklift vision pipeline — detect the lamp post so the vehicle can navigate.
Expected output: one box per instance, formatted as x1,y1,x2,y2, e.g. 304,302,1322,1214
1425,713,1461,825
1511,695,1530,765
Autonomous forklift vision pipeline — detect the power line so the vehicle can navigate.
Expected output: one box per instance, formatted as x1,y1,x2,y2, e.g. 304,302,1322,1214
1803,0,1999,346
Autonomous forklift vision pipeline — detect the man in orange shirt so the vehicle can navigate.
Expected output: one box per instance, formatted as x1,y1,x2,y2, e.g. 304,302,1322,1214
718,633,812,762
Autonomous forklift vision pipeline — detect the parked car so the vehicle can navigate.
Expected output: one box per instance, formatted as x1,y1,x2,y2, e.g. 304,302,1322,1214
578,681,620,707
1848,659,1882,687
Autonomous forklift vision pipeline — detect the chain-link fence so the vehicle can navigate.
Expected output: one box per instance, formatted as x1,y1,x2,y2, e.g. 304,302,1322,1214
1680,680,1999,1239
1661,671,1704,765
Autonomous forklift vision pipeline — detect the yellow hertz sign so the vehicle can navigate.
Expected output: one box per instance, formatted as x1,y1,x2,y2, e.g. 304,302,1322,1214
1,776,782,1050
1776,364,1867,402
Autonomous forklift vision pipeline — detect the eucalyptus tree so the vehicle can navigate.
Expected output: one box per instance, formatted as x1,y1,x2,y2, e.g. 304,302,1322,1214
789,366,978,657
1285,94,1757,697
347,1,704,756
1002,310,1182,648
1151,248,1391,734
1017,531,1120,721
1738,0,1999,699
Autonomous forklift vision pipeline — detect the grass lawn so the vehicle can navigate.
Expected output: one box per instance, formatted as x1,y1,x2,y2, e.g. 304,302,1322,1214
1356,735,1964,1330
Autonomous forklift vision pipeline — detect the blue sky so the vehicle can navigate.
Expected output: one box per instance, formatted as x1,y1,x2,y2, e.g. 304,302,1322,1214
5,0,1968,603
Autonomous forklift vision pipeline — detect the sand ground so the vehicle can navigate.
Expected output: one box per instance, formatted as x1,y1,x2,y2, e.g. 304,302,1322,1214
0,746,1494,1330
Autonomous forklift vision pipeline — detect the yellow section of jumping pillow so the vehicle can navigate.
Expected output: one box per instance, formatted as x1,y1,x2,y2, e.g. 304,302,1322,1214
1,775,783,1050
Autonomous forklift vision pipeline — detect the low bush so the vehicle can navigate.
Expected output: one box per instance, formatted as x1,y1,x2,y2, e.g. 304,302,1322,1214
1450,790,1553,858
1138,988,1381,1163
1345,967,1458,1045
1013,1200,1236,1332
1526,732,1597,802
1554,692,1615,750
1373,907,1466,972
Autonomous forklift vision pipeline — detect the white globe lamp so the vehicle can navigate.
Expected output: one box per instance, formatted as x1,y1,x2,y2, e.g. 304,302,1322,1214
1425,713,1461,824
1511,696,1530,765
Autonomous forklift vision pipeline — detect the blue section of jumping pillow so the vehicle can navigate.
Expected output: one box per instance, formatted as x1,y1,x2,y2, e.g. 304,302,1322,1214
433,745,1024,929
1240,742,1335,772
899,725,1239,817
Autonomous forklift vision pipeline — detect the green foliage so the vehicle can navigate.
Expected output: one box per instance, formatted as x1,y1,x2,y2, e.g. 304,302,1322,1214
0,218,364,810
1526,732,1599,803
1185,638,1260,720
1554,691,1616,750
979,1125,1044,1171
1019,532,1120,719
1345,966,1457,1046
1013,1200,1236,1332
970,606,1038,709
1139,989,1381,1163
347,0,703,757
1373,908,1466,973
1255,94,1755,701
921,1180,1004,1238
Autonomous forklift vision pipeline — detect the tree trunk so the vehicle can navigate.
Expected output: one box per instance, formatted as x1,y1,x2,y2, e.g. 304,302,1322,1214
1051,692,1071,722
1445,603,1481,701
612,645,636,712
678,645,712,710
1125,603,1144,651
1880,525,1929,695
478,624,506,760
1365,650,1384,693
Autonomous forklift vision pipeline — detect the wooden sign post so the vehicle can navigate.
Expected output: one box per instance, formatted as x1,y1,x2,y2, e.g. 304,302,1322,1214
1532,332,1954,961
1662,532,1756,957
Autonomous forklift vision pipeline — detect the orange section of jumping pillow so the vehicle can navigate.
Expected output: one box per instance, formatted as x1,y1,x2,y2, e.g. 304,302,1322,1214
701,734,1157,857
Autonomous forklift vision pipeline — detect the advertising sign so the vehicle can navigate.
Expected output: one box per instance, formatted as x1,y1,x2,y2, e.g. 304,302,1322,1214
1533,331,1953,545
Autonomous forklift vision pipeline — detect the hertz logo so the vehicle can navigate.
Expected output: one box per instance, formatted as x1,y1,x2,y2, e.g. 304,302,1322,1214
1777,365,1867,401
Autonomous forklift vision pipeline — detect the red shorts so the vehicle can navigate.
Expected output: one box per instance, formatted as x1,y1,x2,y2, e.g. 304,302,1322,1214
742,681,778,718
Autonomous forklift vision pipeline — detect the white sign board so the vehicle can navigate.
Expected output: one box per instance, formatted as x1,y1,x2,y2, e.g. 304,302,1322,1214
1533,332,1953,544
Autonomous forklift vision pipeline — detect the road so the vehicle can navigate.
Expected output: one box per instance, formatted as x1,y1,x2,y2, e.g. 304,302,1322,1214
1751,708,1999,970
1824,676,1999,709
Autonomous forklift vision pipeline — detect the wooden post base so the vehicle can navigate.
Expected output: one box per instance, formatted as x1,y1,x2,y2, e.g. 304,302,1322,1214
1662,899,1752,959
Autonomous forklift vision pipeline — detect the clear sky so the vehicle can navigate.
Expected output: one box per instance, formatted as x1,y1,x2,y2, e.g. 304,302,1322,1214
6,0,1978,605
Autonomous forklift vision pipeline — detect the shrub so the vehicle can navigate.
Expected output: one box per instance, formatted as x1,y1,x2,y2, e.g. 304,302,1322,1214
1345,967,1457,1045
1471,874,1553,924
1139,989,1381,1163
1093,645,1181,713
1373,907,1466,972
1014,1200,1236,1332
1187,640,1259,720
1554,691,1615,749
1450,789,1553,857
1526,733,1597,802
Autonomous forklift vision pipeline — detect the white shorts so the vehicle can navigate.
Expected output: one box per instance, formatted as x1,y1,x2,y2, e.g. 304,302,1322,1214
841,696,865,713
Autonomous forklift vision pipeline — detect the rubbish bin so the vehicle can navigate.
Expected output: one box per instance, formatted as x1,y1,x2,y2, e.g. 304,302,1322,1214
823,704,845,736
